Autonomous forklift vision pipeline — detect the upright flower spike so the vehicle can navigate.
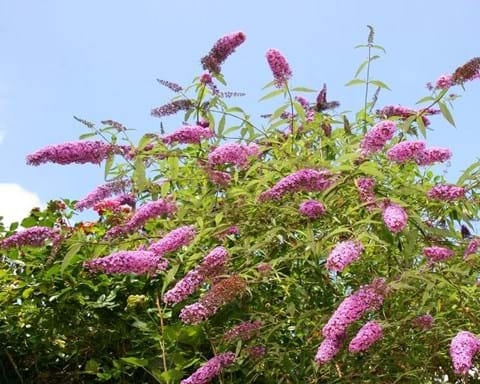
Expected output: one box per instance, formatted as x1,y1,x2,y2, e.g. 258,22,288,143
201,31,246,74
348,320,383,353
326,240,364,272
322,278,386,339
382,203,408,234
450,331,480,375
360,121,396,155
265,48,292,87
180,352,235,384
26,141,118,166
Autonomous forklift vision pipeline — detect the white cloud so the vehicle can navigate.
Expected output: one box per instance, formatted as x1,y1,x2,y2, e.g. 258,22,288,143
0,183,42,226
0,131,5,144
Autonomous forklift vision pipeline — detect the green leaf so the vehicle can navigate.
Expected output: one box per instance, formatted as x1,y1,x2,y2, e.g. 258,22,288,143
133,157,147,190
158,369,184,384
138,134,152,150
85,359,100,373
22,287,34,299
213,72,227,86
61,243,82,273
291,87,317,92
457,160,480,185
79,132,97,140
354,60,369,78
354,56,380,78
217,115,226,136
369,80,391,90
402,114,417,133
259,89,285,102
262,80,276,89
293,102,305,122
415,96,435,105
104,154,114,178
20,216,37,228
214,212,223,226
416,115,427,138
345,79,366,87
438,101,456,127
359,162,384,178
372,44,386,53
120,357,148,367
270,104,288,121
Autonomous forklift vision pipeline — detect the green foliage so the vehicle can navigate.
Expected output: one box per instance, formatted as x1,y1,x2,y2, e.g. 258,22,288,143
1,30,480,384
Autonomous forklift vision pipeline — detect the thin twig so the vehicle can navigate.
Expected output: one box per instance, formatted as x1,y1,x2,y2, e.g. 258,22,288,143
154,291,168,372
5,350,23,384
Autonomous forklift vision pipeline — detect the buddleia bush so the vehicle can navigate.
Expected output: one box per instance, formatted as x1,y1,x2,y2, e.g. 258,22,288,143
1,28,480,384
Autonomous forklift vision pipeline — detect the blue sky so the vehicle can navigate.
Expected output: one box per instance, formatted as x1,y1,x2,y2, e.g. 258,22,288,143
0,0,479,223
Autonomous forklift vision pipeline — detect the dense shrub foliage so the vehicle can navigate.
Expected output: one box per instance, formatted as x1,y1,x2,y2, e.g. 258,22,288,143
1,29,480,383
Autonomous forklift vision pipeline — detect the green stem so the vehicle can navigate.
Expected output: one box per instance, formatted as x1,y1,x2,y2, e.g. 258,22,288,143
285,83,296,151
154,291,168,372
363,43,372,134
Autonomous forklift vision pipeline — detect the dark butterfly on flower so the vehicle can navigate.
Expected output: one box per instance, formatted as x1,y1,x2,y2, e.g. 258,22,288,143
315,84,340,112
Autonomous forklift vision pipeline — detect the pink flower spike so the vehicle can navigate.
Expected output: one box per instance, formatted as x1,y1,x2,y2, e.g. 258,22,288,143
201,31,246,74
266,48,292,87
360,121,396,155
26,141,119,166
315,333,346,365
326,240,364,272
299,200,326,219
259,168,335,201
464,238,480,260
415,147,452,166
348,320,383,353
322,278,386,339
450,331,480,375
423,246,454,263
0,226,59,249
83,250,168,275
180,352,236,384
387,141,426,163
427,184,465,202
382,203,408,233
162,125,214,145
149,225,196,257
